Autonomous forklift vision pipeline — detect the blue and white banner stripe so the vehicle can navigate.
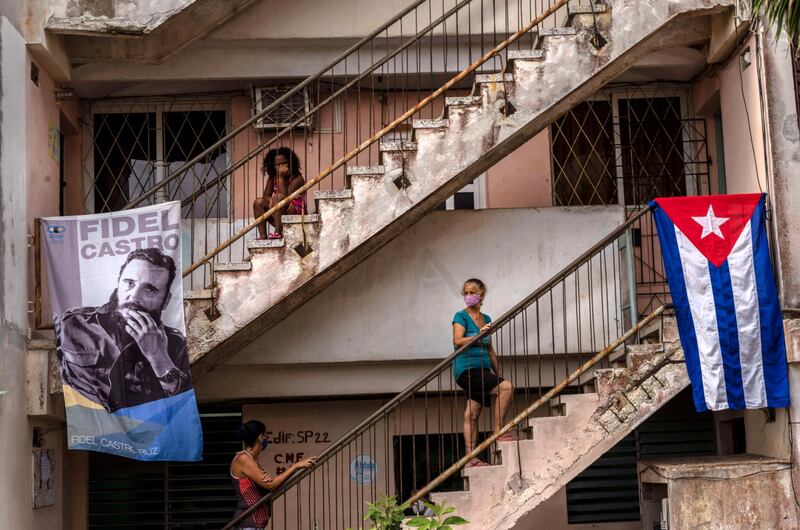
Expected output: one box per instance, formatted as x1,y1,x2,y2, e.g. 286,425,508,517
653,198,789,412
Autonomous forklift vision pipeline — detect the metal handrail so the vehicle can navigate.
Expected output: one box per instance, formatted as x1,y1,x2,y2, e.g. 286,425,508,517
407,303,669,506
182,0,572,278
123,0,434,210
176,0,476,211
221,203,652,529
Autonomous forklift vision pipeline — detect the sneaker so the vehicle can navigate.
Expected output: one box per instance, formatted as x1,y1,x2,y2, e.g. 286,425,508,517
267,232,282,239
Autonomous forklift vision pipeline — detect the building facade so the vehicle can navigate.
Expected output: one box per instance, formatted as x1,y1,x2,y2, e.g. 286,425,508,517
1,0,800,528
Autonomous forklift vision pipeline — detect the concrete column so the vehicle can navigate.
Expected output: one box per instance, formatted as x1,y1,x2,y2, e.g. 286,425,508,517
760,27,800,519
0,16,35,530
761,30,800,308
1,17,67,530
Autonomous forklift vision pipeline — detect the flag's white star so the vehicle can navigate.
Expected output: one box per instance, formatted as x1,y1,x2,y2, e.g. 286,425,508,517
692,205,729,239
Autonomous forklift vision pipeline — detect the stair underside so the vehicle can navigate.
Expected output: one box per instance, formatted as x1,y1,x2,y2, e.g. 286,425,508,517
187,2,727,381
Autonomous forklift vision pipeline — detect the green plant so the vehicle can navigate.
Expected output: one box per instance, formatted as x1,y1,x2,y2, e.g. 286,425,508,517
358,494,410,530
751,0,800,47
347,496,468,530
406,502,468,530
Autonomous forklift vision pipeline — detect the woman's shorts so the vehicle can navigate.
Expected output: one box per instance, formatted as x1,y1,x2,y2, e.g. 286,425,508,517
456,368,504,407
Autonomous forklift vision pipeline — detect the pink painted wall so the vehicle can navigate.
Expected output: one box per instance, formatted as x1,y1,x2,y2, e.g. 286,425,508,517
228,90,457,219
26,58,60,229
486,129,553,208
26,57,61,331
59,99,84,216
703,35,767,194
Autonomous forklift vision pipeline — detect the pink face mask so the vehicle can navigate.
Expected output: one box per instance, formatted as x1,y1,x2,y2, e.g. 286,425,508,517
464,293,482,307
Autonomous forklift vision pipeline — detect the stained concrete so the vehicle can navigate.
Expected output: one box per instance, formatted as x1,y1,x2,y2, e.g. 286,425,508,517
761,31,800,309
46,0,261,64
1,16,65,530
185,0,734,382
640,455,799,529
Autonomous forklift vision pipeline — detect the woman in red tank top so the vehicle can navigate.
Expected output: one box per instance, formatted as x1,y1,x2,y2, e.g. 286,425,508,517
252,148,308,240
230,420,315,529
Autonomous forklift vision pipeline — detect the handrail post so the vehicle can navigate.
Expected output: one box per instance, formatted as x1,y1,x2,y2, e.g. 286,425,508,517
624,223,638,330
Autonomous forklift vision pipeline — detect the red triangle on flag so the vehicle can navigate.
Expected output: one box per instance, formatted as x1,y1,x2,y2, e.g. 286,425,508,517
654,193,763,267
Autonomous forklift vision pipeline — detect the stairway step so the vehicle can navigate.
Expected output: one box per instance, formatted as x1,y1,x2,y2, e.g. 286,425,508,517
215,262,252,272
462,461,506,485
247,238,285,251
444,95,482,107
567,4,608,17
475,73,514,84
626,343,663,372
184,289,214,300
379,141,417,152
314,189,353,201
549,398,568,416
412,118,449,130
595,367,629,403
607,345,627,365
539,27,578,38
507,49,545,61
346,165,385,176
346,165,385,187
281,214,321,224
527,414,569,441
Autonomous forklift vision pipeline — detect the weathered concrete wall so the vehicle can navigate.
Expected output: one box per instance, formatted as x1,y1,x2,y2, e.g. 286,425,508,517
63,0,575,87
48,0,194,29
229,206,622,365
762,31,800,308
716,34,768,195
640,455,799,529
0,16,65,530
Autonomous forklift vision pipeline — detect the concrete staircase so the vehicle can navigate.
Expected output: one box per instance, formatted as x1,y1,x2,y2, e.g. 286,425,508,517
182,0,732,378
429,322,689,529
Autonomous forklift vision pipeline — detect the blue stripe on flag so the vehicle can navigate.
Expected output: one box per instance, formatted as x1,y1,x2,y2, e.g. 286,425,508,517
650,201,708,412
708,261,746,409
750,196,790,408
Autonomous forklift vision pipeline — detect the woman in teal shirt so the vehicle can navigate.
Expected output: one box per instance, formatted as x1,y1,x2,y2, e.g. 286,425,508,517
452,278,514,467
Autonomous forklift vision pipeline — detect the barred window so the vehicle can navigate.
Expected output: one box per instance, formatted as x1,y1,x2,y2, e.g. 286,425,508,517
551,87,710,207
85,97,229,217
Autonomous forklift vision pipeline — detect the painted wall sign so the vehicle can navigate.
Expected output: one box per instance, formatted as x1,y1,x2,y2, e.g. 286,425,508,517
350,454,377,486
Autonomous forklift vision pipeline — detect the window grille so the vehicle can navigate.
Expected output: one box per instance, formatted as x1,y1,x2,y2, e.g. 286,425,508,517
550,86,711,207
83,95,230,218
252,85,312,130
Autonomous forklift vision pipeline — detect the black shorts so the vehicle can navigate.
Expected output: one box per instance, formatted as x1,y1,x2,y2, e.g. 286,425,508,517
456,368,503,407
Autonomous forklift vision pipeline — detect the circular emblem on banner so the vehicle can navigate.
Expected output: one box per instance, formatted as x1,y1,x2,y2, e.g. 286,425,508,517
350,454,377,485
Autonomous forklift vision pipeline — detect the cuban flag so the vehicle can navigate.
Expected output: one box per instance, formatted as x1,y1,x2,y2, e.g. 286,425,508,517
650,193,789,412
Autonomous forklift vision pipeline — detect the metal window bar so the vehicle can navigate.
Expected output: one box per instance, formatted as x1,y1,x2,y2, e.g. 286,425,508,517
549,85,712,318
79,0,597,292
221,204,674,530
